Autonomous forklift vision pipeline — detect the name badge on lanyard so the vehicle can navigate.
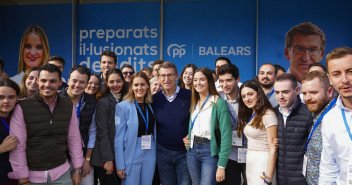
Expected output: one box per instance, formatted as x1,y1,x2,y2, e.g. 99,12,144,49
232,131,242,146
302,154,308,177
237,148,247,163
135,100,151,150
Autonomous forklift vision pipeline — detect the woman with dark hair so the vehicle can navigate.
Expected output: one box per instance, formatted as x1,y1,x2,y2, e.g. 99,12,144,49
91,69,128,185
114,72,156,185
177,64,197,90
18,67,39,100
238,80,278,185
85,73,101,98
184,67,232,185
0,78,20,185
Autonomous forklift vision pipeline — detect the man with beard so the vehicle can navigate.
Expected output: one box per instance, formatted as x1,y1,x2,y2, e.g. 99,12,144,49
258,63,278,107
274,73,313,185
301,71,335,185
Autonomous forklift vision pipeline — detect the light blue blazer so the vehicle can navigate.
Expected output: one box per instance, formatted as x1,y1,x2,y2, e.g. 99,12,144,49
114,100,156,175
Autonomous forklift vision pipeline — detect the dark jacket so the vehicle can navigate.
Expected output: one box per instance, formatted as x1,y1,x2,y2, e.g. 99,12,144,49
275,96,313,185
0,117,12,183
91,92,117,166
60,90,96,155
19,93,73,171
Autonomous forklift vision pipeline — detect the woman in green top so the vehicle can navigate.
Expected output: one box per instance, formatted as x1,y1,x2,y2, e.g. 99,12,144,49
183,67,232,185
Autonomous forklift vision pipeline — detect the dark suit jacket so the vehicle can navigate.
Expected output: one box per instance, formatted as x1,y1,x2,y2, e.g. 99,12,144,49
91,92,117,166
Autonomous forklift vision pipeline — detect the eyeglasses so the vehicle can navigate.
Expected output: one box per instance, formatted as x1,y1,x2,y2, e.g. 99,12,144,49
123,72,134,75
291,46,322,56
159,74,176,80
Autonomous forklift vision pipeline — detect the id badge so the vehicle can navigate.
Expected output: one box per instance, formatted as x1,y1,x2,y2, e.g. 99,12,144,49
232,131,242,146
190,133,194,149
141,135,151,150
347,160,352,185
302,154,308,177
237,148,247,163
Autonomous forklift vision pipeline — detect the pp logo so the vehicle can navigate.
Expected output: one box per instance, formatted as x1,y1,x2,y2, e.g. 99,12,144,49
167,44,186,58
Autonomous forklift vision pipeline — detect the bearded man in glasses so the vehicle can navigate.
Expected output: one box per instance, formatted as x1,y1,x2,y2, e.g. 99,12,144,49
284,22,326,86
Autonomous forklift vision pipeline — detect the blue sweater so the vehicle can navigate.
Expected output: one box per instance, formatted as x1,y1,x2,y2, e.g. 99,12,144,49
152,88,191,151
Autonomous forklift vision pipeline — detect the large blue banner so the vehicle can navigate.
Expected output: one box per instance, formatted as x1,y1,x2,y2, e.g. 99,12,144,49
77,2,160,74
0,4,72,81
163,0,256,81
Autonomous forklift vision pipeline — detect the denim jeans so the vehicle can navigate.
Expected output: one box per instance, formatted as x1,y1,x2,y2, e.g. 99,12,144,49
186,142,218,185
156,143,192,185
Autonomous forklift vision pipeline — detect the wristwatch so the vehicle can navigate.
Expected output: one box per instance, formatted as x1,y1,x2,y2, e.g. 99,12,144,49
85,157,91,162
74,170,82,175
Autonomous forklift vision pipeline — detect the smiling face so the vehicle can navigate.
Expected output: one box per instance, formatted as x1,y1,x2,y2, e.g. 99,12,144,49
25,70,39,92
193,71,209,95
183,67,194,87
122,67,134,83
258,64,276,89
327,54,352,99
302,77,331,113
285,33,325,82
219,73,238,95
0,86,18,117
158,67,177,91
107,73,124,94
274,80,299,110
68,70,88,97
241,87,258,110
23,33,44,68
132,77,149,101
100,55,116,78
38,70,61,101
85,75,100,95
150,80,162,95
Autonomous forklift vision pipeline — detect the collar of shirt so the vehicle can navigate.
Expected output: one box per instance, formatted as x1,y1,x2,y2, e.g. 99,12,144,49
162,85,180,102
220,91,239,104
194,95,218,113
266,88,274,97
44,95,58,112
278,98,297,117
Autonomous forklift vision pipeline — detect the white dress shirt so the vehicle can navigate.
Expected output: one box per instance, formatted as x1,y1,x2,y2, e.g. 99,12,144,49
191,95,218,140
319,96,352,185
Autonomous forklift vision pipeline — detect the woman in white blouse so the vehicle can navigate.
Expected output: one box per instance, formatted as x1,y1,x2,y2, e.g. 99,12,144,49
184,67,232,185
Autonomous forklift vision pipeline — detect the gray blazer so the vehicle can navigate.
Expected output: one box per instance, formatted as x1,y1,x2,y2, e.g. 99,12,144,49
91,92,117,166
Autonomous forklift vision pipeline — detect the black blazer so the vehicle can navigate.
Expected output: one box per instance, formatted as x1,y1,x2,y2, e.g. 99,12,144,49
0,118,12,183
91,92,117,166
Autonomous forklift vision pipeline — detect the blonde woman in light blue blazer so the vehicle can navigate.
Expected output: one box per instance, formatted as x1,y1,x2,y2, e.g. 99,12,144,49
114,72,156,185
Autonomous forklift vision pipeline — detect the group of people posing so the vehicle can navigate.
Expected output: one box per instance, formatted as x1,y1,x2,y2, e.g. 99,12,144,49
0,22,352,185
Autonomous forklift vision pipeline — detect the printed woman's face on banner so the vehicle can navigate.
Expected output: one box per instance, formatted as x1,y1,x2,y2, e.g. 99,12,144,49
23,32,44,68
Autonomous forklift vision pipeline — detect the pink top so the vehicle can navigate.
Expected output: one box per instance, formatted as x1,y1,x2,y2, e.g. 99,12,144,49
243,110,278,152
8,96,84,183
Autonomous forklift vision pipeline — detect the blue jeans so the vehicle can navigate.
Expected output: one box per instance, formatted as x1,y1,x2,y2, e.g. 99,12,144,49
186,142,218,185
156,143,192,185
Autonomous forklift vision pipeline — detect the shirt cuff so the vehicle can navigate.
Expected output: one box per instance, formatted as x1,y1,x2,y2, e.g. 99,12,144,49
218,166,225,169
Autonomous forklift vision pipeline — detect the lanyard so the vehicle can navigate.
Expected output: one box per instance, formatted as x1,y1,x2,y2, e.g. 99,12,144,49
267,89,275,99
305,98,337,151
341,108,352,142
135,100,149,134
76,97,83,118
228,105,237,126
191,94,211,131
248,112,256,123
0,118,9,134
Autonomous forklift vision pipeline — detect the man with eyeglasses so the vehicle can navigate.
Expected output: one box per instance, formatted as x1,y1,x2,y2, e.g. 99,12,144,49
151,62,192,185
284,22,326,85
121,64,135,83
